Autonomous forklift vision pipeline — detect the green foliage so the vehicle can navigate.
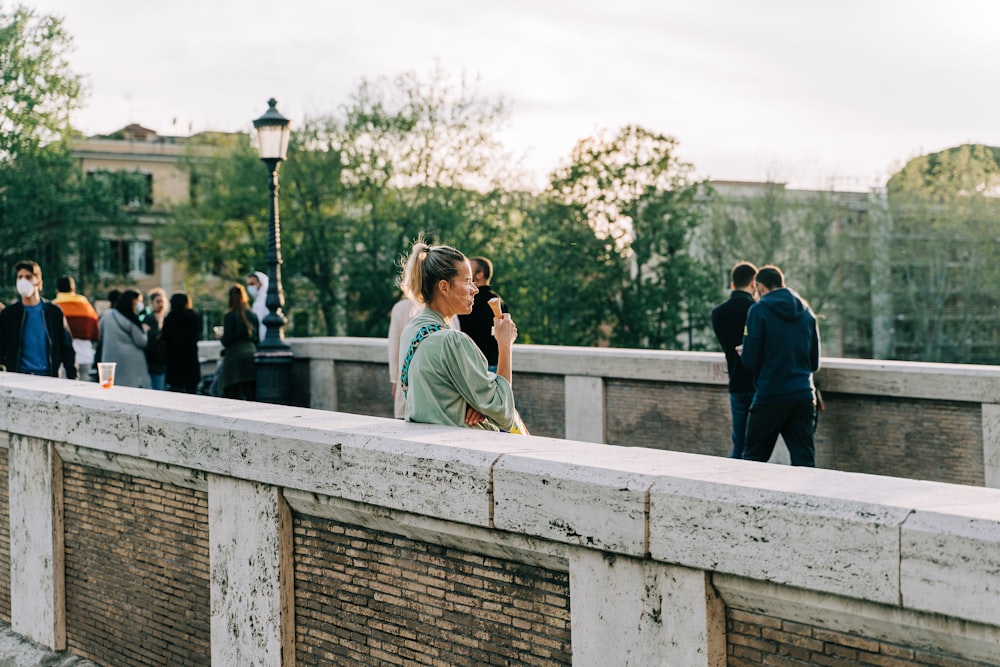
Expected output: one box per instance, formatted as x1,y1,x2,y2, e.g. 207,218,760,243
0,143,139,296
0,4,82,159
164,69,519,337
502,195,620,346
161,139,266,286
0,5,122,297
882,144,1000,363
550,126,716,349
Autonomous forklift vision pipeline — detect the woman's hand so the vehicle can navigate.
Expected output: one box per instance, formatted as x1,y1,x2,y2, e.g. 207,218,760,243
465,405,486,426
492,314,517,347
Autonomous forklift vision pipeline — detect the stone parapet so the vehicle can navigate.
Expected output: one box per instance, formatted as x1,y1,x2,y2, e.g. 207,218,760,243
1,373,999,664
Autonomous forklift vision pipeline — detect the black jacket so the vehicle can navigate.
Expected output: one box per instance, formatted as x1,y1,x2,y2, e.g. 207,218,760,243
711,290,755,393
0,300,77,379
162,309,202,391
457,286,508,366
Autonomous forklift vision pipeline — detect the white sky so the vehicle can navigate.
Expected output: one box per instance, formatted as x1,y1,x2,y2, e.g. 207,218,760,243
25,0,1000,191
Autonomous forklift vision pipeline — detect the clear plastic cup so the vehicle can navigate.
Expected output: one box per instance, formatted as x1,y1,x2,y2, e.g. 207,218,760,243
97,362,116,388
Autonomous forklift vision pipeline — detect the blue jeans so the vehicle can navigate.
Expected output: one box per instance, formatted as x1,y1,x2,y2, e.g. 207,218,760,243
729,391,754,459
149,373,166,391
743,399,817,466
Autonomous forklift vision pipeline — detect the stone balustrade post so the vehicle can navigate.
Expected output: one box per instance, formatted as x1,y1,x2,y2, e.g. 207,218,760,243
568,550,725,666
209,475,294,666
8,434,65,650
565,375,605,443
982,403,1000,488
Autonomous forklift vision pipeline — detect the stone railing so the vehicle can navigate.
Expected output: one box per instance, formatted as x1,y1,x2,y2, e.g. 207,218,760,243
0,373,998,666
241,338,1000,488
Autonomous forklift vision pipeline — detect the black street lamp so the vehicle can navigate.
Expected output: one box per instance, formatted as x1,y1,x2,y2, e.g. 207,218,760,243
252,98,293,404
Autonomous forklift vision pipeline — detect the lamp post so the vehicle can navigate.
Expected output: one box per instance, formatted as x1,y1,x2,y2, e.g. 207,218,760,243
252,98,293,404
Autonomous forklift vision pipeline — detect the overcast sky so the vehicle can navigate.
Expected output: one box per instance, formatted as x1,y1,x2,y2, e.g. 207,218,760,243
26,0,1000,191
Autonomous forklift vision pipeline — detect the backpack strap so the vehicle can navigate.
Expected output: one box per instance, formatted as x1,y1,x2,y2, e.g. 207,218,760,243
399,323,444,398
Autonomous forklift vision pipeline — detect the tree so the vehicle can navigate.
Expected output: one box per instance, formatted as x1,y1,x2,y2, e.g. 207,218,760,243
882,144,1000,363
0,5,123,293
502,194,620,346
162,68,521,337
0,5,82,159
549,126,715,349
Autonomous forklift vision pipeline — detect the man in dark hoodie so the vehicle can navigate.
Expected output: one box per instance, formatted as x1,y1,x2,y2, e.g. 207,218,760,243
739,265,820,466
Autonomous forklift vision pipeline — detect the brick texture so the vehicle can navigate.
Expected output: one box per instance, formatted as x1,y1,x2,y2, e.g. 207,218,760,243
514,374,565,439
727,608,996,667
0,446,8,623
816,393,984,486
337,361,394,419
293,513,572,666
62,463,211,666
606,380,732,456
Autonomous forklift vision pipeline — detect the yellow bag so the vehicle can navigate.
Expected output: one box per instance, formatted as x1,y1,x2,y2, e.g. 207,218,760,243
508,410,529,435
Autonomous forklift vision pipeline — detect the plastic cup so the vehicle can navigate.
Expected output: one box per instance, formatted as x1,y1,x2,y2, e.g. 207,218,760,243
97,362,116,389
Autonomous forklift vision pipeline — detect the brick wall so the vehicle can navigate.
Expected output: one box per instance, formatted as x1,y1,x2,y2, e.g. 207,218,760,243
0,447,8,623
606,380,732,456
62,463,211,666
516,374,565,439
816,393,984,486
337,361,394,419
293,512,573,666
727,608,996,666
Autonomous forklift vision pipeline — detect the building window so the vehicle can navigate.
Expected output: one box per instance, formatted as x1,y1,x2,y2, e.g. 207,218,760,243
102,239,155,276
86,169,154,207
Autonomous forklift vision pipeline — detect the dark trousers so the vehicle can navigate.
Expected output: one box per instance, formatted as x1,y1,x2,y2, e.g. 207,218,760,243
728,391,754,459
743,399,817,466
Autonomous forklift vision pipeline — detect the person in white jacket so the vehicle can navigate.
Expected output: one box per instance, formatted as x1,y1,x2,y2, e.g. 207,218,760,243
246,271,269,342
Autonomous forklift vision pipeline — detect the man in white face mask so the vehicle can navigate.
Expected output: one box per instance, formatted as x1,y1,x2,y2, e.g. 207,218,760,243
246,270,269,343
0,260,77,378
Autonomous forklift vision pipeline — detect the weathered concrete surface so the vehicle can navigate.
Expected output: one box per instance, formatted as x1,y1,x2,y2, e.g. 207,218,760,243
8,435,63,649
901,500,1000,626
0,624,98,666
649,463,1000,611
982,403,1000,488
307,358,336,411
209,476,292,667
569,551,725,667
4,372,1000,665
494,445,717,556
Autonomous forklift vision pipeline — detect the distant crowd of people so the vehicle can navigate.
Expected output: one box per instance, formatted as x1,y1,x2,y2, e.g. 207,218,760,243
0,260,272,402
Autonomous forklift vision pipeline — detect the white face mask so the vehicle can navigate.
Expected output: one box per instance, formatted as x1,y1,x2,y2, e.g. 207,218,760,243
247,285,259,299
135,301,144,315
16,277,36,298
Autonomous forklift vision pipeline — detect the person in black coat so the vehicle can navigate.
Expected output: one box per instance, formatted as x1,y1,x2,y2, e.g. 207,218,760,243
161,292,202,393
457,256,509,372
711,261,757,459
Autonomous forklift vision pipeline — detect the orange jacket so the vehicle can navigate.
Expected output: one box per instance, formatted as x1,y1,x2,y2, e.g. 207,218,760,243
53,292,100,341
